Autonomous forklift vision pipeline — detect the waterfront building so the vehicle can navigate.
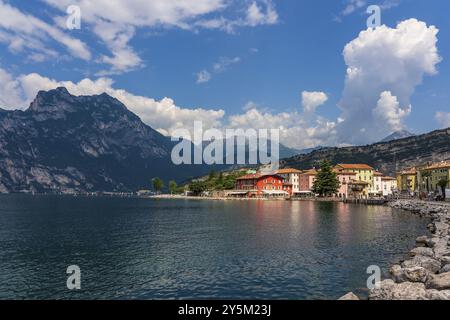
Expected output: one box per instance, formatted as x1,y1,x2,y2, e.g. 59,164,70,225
277,168,302,195
396,168,418,193
299,169,317,192
334,164,374,196
233,173,292,198
333,169,357,198
347,180,370,198
370,172,384,196
381,176,397,196
417,161,450,193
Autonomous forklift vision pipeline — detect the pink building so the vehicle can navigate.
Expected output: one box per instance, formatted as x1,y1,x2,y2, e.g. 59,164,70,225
334,170,357,198
299,169,317,192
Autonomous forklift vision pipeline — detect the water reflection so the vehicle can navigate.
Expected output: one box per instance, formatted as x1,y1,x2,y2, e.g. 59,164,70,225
0,196,428,299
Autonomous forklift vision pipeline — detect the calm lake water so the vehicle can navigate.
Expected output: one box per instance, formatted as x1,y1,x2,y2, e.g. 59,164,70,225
0,195,428,300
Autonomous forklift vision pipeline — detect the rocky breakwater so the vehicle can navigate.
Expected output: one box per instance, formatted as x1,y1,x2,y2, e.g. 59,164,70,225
340,200,450,300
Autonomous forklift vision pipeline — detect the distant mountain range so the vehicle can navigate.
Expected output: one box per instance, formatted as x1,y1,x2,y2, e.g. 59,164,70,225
0,88,448,193
380,130,416,143
282,128,450,176
0,88,216,193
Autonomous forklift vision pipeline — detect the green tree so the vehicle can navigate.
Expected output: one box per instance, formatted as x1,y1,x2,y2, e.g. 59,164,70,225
189,180,208,196
152,177,164,194
168,180,178,195
208,170,217,181
312,160,340,197
437,178,449,200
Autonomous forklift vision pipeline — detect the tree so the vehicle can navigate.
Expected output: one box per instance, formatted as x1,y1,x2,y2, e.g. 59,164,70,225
437,178,449,200
189,180,208,196
218,172,224,184
208,170,217,181
312,160,340,197
168,180,178,195
152,177,164,194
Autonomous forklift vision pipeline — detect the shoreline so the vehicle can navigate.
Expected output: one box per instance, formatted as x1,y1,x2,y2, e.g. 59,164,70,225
340,200,450,300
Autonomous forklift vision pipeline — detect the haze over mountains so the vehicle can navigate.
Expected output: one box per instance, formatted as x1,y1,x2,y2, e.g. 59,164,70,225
0,88,448,193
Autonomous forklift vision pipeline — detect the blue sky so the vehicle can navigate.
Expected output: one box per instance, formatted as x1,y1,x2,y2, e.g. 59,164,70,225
0,0,449,149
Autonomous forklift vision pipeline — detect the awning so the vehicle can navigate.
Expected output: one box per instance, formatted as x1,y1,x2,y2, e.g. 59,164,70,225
263,190,289,195
226,191,250,195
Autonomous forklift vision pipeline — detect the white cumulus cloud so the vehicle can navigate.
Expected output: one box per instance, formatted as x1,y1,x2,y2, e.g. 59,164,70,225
373,91,411,132
302,91,328,113
435,112,450,129
41,0,278,74
0,68,225,136
0,66,337,150
337,18,441,144
0,0,91,61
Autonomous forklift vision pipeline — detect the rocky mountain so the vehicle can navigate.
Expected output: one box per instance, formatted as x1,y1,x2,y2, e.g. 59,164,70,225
282,128,450,176
380,130,415,143
0,88,215,193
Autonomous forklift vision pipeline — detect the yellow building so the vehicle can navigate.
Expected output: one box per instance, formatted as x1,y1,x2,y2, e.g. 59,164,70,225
396,168,417,193
418,162,450,193
335,164,374,196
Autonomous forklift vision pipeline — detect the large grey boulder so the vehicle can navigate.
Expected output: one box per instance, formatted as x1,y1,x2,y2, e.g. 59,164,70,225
369,280,428,300
416,236,428,247
390,265,429,283
410,247,434,258
433,238,450,257
440,264,450,274
434,222,449,236
426,272,450,290
402,256,442,274
338,292,360,300
425,289,450,300
440,256,450,266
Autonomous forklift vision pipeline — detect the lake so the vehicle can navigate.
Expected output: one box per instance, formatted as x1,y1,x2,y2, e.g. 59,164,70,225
0,195,428,299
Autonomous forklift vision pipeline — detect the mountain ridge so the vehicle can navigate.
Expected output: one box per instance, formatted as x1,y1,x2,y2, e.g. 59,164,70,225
0,88,211,193
281,127,450,175
380,130,415,143
0,88,448,193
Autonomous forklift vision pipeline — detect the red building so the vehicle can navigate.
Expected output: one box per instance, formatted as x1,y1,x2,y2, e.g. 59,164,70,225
234,173,292,198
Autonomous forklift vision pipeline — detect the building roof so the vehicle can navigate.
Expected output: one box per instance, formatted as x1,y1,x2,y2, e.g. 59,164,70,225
301,169,318,176
236,174,262,180
381,176,396,181
398,167,417,175
276,168,303,174
374,171,384,176
336,164,374,170
348,179,370,185
422,161,450,171
236,173,283,181
333,168,357,175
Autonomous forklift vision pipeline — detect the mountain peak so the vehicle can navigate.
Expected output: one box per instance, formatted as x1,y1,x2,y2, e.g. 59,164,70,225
380,130,415,143
28,88,125,116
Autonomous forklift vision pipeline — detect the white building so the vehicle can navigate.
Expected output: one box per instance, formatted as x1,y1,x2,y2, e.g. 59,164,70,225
277,168,302,193
381,176,397,196
370,172,384,196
